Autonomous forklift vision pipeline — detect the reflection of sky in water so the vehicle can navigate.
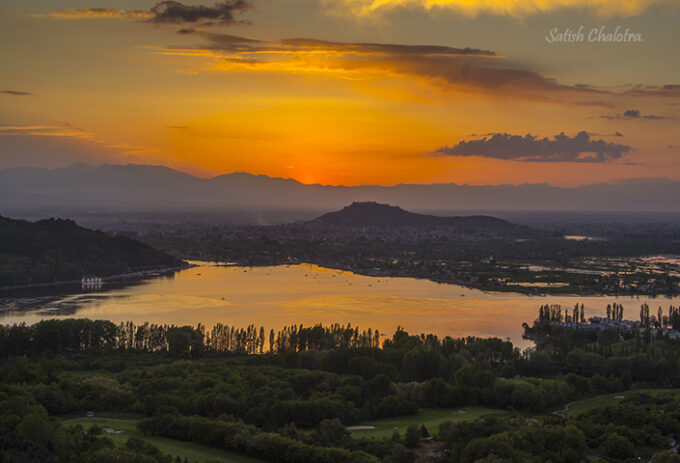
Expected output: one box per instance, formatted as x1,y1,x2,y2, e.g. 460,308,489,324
1,262,678,348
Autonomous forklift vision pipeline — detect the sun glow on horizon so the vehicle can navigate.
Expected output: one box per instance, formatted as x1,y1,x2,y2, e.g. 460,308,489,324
0,0,678,186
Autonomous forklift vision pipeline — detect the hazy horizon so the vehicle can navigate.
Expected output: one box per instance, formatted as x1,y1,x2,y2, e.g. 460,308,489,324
3,161,679,189
3,162,680,214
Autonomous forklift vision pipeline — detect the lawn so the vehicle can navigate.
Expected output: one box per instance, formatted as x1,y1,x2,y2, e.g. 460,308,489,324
557,389,680,418
348,407,509,439
64,415,262,463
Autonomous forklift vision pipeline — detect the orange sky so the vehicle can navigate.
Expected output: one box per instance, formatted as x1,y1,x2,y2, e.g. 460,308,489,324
0,0,679,186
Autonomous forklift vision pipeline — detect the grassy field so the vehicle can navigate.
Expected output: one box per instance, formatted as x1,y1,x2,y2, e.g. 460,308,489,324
64,415,261,463
557,389,680,418
559,393,627,417
348,407,509,439
60,389,680,458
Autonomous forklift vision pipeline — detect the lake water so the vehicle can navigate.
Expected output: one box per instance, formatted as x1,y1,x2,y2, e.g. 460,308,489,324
1,261,677,347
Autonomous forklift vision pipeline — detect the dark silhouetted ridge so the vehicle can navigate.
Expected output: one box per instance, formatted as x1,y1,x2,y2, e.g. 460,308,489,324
0,215,184,287
309,202,526,231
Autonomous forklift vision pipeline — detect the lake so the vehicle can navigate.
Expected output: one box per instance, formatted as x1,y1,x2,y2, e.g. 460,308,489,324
1,261,677,347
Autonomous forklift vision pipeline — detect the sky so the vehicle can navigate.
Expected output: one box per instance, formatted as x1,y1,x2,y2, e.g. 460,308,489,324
0,0,678,186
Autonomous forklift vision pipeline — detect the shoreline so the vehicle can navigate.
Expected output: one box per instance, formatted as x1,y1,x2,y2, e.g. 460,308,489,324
0,263,194,292
4,258,677,299
199,259,680,298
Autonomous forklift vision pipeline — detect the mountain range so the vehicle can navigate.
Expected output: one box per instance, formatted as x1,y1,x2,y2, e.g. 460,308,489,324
1,163,680,212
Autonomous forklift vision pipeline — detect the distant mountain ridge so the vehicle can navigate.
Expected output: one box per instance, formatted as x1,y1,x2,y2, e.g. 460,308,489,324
0,215,184,287
311,202,526,231
1,163,680,212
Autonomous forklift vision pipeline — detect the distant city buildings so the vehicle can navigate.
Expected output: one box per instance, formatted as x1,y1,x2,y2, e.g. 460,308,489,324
551,316,680,339
81,276,102,290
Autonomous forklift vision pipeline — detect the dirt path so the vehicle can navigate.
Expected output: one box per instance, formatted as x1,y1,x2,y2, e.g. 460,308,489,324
552,394,610,419
552,401,577,419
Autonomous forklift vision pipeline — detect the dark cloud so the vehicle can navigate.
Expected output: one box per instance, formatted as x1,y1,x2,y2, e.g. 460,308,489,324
624,84,680,98
187,33,493,56
279,38,496,56
436,131,631,163
149,1,250,25
2,90,34,96
42,1,250,25
601,108,669,120
164,32,609,102
156,32,671,105
615,131,624,137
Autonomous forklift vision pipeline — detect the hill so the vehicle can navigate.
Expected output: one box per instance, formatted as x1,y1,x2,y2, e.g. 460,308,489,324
0,216,184,287
309,202,528,232
1,164,680,213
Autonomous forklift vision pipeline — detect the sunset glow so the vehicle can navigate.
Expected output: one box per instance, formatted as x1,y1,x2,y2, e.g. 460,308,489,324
1,0,678,186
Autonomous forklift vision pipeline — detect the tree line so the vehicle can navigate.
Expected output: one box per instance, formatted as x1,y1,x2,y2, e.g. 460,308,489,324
535,302,680,328
0,319,380,357
537,303,586,324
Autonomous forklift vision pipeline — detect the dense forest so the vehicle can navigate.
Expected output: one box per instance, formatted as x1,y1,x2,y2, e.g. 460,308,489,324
4,307,680,462
0,216,185,287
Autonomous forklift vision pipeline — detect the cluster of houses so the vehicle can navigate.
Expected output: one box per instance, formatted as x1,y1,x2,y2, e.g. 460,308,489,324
81,276,102,289
551,317,680,340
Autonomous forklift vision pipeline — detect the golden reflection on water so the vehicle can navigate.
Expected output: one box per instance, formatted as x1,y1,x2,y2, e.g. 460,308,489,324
2,262,677,347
